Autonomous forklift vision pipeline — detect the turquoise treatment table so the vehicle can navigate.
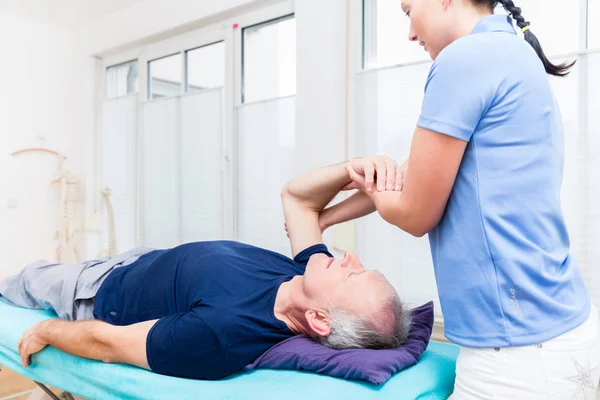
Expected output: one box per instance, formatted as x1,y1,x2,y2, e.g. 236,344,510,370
0,300,458,400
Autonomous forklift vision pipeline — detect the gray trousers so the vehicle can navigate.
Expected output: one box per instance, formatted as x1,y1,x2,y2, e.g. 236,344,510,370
0,247,152,321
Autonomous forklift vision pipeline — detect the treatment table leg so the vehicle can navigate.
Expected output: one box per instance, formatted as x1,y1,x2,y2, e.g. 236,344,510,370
33,381,62,400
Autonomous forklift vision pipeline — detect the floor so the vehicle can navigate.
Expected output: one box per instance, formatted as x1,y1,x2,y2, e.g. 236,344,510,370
432,322,447,343
0,364,83,400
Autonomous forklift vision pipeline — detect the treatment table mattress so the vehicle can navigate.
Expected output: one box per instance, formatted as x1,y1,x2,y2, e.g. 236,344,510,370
0,300,458,399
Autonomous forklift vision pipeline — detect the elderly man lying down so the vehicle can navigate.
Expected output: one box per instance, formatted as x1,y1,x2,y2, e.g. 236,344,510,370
0,160,410,380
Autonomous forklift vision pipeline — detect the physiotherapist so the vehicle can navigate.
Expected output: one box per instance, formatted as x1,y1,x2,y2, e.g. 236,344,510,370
318,0,600,398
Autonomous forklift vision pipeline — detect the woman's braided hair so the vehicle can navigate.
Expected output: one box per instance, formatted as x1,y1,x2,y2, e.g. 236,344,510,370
472,0,575,76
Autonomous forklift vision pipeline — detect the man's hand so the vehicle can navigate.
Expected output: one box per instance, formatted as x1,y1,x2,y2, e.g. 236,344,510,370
344,156,404,193
19,320,49,367
344,164,369,195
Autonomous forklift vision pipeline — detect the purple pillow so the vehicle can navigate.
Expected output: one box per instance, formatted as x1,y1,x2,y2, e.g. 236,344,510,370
246,302,434,385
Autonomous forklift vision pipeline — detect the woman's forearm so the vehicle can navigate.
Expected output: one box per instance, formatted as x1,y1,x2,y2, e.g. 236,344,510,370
370,190,434,237
320,191,376,231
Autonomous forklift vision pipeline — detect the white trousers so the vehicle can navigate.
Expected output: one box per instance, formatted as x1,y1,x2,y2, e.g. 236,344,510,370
450,302,600,400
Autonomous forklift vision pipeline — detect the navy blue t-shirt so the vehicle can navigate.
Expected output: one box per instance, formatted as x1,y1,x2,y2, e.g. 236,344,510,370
93,241,332,380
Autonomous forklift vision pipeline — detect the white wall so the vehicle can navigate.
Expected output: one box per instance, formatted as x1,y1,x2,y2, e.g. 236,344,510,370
0,13,96,276
79,0,264,56
294,0,347,171
591,0,600,49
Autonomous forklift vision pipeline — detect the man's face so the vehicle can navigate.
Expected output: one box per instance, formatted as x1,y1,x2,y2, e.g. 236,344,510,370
302,252,391,315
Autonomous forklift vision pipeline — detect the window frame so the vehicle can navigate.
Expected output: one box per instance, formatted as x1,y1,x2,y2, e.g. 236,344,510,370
361,0,377,70
359,0,595,72
240,13,296,104
147,52,184,100
105,59,139,99
96,1,295,245
233,1,295,106
360,0,432,71
100,23,227,103
587,0,600,50
184,40,226,93
97,20,232,245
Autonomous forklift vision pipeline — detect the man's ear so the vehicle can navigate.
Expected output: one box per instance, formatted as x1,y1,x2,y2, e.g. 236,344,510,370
305,309,331,337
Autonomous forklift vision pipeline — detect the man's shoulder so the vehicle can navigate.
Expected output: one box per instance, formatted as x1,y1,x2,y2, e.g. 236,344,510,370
172,240,278,253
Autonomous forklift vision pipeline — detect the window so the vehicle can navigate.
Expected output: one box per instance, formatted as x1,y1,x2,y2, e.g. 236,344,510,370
502,0,579,57
185,41,226,92
363,0,581,69
590,0,600,49
363,0,429,69
106,60,138,99
148,53,182,99
242,15,296,103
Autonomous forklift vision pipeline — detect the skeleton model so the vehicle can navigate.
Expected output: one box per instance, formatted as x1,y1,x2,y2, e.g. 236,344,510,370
98,187,117,258
50,157,82,264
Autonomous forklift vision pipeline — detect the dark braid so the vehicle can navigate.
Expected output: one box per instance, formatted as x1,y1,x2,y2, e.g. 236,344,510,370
472,0,575,77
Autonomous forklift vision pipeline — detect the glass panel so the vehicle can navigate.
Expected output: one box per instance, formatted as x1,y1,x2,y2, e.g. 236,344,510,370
363,0,430,69
186,41,226,92
590,0,600,49
148,53,182,100
583,53,600,309
106,60,138,99
243,15,296,103
180,90,225,241
100,96,138,252
141,90,226,248
142,98,180,247
237,97,296,256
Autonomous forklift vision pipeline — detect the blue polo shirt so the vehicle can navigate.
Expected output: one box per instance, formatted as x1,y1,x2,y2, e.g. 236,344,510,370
93,241,332,379
419,15,590,347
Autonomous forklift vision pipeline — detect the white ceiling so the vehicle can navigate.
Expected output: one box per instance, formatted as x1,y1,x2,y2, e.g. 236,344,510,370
0,0,145,27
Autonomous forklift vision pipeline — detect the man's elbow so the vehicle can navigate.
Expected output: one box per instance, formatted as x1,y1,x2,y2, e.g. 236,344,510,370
281,184,309,209
281,185,297,208
91,325,119,364
100,353,114,364
281,184,292,199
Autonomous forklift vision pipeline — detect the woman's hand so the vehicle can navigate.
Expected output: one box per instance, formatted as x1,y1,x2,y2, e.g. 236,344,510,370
397,159,408,191
344,156,405,193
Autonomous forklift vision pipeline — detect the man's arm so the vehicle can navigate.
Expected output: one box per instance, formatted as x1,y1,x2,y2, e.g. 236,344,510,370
318,191,376,232
282,162,353,257
19,319,156,369
282,155,406,256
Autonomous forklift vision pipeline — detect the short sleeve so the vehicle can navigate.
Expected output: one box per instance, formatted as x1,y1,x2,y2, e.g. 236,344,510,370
418,42,495,142
146,310,230,380
293,244,333,266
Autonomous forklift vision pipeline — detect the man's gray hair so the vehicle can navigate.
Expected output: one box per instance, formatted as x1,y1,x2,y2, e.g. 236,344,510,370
317,291,412,350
